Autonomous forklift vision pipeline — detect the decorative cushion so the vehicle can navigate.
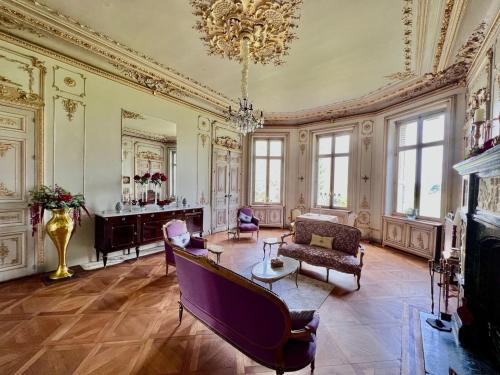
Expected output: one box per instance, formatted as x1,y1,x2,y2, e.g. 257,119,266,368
170,232,190,248
239,223,258,232
166,221,188,237
309,234,333,249
239,212,252,223
294,221,360,256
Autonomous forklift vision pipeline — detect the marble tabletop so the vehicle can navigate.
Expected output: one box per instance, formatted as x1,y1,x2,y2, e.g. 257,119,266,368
95,204,203,218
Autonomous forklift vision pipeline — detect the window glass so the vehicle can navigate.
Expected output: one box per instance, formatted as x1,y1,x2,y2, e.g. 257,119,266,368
255,140,267,156
333,156,349,207
399,121,418,147
269,140,282,157
335,135,350,154
268,159,282,203
397,149,416,213
419,145,443,218
422,114,445,144
316,157,331,206
254,158,267,202
318,137,332,155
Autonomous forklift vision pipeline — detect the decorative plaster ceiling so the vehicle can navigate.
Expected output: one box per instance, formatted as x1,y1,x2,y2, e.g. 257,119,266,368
0,0,498,124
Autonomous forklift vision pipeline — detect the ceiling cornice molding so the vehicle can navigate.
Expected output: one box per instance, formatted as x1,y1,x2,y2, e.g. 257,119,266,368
0,0,490,126
122,127,175,144
264,61,467,125
437,0,469,71
0,30,228,121
0,0,233,114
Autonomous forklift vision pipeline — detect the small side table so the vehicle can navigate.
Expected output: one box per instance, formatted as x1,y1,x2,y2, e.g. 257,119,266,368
262,237,284,260
207,244,224,264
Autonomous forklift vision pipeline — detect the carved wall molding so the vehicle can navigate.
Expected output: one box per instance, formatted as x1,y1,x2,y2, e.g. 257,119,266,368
477,176,500,214
52,65,86,97
214,135,241,150
122,109,145,120
455,21,488,66
122,127,175,145
0,13,43,37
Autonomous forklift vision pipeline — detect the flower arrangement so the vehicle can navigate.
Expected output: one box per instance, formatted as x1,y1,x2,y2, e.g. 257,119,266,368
134,173,151,185
29,185,90,235
151,172,167,186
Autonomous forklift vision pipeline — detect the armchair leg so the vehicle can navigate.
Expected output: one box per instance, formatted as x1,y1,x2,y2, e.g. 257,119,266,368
326,268,330,283
178,301,184,323
165,262,169,277
356,272,361,290
276,371,284,375
311,359,315,372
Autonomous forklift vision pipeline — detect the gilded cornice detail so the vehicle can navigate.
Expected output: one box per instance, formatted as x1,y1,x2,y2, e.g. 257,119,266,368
0,12,43,37
433,0,455,72
122,110,145,120
455,21,487,66
385,0,416,81
123,127,175,144
0,1,231,113
0,83,43,107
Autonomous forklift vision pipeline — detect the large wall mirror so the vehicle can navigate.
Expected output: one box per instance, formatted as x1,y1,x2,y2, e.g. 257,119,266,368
121,109,176,203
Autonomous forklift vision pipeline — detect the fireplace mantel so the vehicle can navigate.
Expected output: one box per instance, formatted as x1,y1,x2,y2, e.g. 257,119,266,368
453,144,500,365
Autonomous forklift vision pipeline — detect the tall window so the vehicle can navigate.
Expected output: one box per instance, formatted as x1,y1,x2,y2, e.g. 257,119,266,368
253,138,284,204
315,133,350,208
396,112,445,219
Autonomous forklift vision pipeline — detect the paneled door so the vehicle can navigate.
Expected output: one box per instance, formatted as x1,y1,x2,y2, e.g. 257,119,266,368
228,150,242,229
211,147,242,233
212,147,229,232
0,104,36,281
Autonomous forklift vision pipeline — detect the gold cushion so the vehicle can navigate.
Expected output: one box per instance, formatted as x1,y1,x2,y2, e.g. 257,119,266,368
309,234,333,249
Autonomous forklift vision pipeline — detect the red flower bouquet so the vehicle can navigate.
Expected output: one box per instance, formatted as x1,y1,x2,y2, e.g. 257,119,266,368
29,185,90,235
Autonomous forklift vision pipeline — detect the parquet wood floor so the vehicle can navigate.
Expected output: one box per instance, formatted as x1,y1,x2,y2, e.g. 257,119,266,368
0,229,435,374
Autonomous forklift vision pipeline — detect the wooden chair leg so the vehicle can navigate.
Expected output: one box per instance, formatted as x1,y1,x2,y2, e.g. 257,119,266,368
178,302,184,323
356,272,361,290
165,262,169,277
311,359,315,372
326,268,329,282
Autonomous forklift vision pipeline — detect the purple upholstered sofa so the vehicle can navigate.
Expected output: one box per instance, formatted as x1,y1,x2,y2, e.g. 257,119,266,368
173,248,319,374
237,207,260,239
279,220,365,290
162,220,208,276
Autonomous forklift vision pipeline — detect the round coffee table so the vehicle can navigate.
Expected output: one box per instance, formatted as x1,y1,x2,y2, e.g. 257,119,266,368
207,244,224,264
251,257,299,291
262,237,284,259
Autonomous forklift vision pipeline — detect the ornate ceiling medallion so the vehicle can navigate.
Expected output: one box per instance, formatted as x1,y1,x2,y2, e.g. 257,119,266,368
190,0,303,65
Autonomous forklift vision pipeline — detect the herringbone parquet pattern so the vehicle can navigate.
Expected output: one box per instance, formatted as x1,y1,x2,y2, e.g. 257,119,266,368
0,229,433,374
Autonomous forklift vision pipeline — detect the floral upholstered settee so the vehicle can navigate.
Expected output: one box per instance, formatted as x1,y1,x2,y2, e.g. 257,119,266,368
279,220,365,290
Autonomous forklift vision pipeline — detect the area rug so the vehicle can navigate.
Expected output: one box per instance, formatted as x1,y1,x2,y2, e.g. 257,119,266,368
231,262,334,310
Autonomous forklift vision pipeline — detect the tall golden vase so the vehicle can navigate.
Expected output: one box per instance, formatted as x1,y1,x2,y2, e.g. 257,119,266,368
46,208,74,280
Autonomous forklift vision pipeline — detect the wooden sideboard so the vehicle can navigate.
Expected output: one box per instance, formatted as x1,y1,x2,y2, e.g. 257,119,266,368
382,215,442,260
95,207,203,267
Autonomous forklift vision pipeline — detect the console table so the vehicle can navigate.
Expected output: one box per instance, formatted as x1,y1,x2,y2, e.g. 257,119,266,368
94,206,203,267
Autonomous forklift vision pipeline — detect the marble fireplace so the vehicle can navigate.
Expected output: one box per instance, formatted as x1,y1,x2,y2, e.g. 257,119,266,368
454,145,500,366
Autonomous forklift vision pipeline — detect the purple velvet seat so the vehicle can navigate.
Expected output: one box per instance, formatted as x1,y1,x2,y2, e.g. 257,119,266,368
237,207,260,240
162,220,208,276
173,248,319,374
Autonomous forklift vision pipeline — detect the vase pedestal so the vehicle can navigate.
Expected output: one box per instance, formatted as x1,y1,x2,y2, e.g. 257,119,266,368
46,208,75,280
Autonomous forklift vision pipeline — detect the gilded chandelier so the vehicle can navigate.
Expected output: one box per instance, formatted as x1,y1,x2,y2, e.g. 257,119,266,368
191,0,303,134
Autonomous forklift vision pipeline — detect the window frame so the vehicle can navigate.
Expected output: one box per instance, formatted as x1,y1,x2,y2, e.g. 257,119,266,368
393,110,446,220
314,131,352,209
251,137,285,205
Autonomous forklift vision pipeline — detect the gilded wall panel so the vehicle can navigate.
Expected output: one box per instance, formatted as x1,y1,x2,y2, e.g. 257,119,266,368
0,209,24,227
0,110,25,132
0,45,43,98
53,65,86,97
53,95,86,194
0,232,25,270
0,137,24,202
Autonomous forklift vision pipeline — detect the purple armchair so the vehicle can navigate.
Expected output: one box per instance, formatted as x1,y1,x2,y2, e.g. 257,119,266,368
162,220,208,276
173,248,319,374
237,207,260,240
